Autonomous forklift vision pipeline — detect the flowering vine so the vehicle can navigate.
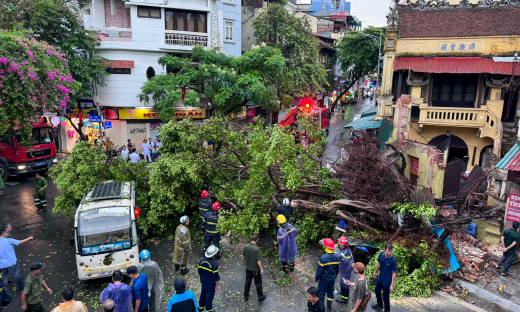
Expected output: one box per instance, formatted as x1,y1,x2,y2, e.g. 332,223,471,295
0,31,79,139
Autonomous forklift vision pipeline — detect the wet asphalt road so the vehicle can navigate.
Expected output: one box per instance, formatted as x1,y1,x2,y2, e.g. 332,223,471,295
0,99,488,312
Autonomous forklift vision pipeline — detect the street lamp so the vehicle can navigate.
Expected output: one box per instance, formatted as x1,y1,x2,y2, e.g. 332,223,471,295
351,29,383,101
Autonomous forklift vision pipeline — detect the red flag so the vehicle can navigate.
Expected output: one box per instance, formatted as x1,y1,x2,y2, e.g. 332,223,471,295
182,87,187,102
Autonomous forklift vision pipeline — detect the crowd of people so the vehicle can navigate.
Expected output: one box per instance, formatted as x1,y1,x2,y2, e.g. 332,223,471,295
104,138,162,164
7,191,520,312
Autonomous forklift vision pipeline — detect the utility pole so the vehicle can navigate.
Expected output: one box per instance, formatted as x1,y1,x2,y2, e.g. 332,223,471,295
375,29,382,101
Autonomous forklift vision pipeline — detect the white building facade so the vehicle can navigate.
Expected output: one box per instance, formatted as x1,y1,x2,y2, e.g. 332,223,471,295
66,0,242,152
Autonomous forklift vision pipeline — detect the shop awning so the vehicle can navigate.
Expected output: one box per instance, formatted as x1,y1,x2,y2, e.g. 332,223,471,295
102,60,135,68
393,57,514,75
497,143,520,171
345,107,381,131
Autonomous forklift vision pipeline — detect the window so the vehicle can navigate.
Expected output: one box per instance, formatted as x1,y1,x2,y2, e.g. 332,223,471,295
107,68,131,74
334,0,341,9
165,9,207,33
137,6,161,19
146,66,155,80
431,74,478,108
225,21,233,41
110,0,116,16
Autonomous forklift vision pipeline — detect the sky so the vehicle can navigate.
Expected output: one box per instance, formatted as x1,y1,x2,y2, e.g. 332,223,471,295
348,0,393,28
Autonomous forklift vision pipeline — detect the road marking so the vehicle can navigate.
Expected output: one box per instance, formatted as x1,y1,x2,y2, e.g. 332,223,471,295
4,181,21,185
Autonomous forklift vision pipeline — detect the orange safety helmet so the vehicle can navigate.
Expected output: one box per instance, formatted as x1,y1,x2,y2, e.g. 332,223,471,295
323,238,335,250
201,190,209,198
212,202,221,211
338,236,349,247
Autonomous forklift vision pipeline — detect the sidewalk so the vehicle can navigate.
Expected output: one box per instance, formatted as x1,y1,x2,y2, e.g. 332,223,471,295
454,263,520,312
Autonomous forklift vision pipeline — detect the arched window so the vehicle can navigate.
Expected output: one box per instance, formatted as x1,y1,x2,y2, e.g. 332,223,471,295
146,66,155,80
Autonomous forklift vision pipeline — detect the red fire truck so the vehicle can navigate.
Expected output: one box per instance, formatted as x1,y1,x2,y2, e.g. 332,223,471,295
278,98,332,137
0,121,58,181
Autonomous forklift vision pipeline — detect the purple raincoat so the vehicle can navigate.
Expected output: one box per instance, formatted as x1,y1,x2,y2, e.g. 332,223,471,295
277,223,298,263
334,246,354,289
100,283,133,312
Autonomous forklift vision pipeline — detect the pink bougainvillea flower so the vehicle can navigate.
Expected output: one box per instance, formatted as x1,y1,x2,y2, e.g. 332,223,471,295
0,57,8,65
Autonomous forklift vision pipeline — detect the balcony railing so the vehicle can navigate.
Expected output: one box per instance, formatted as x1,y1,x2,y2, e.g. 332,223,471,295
89,27,132,42
164,33,208,47
418,106,499,138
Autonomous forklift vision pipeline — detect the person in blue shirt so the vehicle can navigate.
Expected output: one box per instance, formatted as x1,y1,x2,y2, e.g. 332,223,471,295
0,223,33,293
198,245,221,312
372,244,397,312
167,278,198,312
128,266,149,312
315,238,339,312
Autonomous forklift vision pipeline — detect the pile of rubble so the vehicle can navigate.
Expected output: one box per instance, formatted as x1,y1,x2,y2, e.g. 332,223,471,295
448,228,502,283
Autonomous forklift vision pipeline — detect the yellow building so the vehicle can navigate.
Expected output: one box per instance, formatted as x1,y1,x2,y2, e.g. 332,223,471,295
378,0,520,197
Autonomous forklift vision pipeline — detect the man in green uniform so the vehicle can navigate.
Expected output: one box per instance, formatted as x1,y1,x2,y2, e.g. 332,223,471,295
495,221,520,276
173,216,192,276
21,263,53,312
34,173,47,212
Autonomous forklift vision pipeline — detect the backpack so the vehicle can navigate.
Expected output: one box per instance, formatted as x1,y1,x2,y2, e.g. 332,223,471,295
359,279,371,309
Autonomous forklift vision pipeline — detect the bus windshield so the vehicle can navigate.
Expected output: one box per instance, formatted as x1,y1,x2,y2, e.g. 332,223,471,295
78,207,132,256
15,127,53,147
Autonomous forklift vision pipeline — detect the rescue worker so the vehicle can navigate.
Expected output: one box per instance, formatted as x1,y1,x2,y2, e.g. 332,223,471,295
137,250,164,312
197,245,220,312
173,216,192,276
202,202,221,259
334,236,354,304
198,190,213,234
276,214,298,273
276,198,293,223
315,238,339,312
0,271,13,312
34,173,47,211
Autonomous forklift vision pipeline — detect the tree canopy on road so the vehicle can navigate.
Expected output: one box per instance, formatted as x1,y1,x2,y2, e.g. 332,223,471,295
50,142,150,219
333,26,387,109
0,0,108,139
0,31,78,138
253,2,328,107
144,116,339,236
138,46,285,119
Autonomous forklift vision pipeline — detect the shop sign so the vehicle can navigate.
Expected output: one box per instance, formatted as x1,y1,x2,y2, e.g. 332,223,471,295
119,108,206,120
90,115,102,122
506,192,520,222
103,121,112,129
79,99,95,109
411,157,419,175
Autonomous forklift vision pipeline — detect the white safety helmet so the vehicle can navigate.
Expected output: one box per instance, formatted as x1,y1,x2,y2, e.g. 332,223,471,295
180,216,189,224
205,245,219,258
283,198,290,206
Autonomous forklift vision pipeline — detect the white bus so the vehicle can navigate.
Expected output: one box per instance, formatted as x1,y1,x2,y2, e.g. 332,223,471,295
70,181,141,280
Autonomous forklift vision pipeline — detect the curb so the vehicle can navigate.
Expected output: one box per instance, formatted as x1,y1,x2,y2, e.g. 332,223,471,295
433,290,487,312
454,278,520,312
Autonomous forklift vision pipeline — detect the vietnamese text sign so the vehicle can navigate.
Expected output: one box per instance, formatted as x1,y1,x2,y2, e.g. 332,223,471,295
506,192,520,222
103,121,112,129
119,108,206,120
90,115,102,122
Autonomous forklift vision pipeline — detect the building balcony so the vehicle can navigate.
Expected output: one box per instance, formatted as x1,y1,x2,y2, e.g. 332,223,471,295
418,105,500,139
90,27,132,42
164,32,208,48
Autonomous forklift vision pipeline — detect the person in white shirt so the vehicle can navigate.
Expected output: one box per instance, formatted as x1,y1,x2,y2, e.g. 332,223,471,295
120,145,129,162
129,148,141,163
142,139,151,163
